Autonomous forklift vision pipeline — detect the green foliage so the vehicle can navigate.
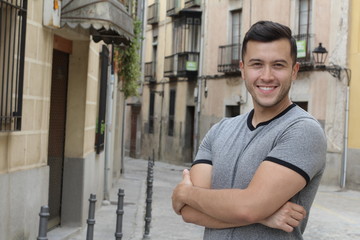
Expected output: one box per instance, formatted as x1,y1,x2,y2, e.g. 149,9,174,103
116,20,142,99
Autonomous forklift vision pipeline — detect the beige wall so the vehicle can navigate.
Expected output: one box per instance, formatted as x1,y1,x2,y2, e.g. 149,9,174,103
0,0,53,174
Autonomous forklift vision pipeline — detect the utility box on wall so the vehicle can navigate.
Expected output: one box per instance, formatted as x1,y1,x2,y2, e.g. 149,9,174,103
43,0,61,29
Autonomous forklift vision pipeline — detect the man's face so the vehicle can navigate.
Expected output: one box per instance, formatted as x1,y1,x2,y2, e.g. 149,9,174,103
240,39,299,111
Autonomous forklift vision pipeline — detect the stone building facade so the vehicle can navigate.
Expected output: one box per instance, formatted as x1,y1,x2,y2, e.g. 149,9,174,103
0,0,134,238
138,0,355,189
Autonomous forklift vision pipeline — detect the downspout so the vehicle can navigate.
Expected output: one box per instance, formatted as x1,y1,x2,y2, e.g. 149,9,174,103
104,45,115,201
340,70,351,189
193,0,206,160
139,0,147,96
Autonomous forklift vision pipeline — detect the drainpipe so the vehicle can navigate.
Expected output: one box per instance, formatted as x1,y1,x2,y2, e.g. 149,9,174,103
139,0,147,96
193,0,206,160
104,45,115,201
340,71,350,189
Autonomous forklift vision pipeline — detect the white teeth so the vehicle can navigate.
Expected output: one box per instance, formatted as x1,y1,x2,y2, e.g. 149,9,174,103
259,86,274,90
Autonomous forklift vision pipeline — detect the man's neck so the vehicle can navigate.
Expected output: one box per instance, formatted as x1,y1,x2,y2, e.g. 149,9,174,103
252,100,293,127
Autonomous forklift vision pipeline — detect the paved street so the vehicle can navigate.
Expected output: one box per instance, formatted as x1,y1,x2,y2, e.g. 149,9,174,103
55,157,360,240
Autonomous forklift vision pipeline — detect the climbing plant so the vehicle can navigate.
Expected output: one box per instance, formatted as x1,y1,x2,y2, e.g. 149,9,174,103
115,19,142,99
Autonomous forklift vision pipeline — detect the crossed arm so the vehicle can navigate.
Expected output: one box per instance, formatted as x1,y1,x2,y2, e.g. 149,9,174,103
172,161,307,232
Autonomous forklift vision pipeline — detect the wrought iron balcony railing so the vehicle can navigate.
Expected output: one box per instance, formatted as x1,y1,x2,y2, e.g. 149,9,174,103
147,2,159,25
164,52,199,78
145,61,156,83
218,43,241,74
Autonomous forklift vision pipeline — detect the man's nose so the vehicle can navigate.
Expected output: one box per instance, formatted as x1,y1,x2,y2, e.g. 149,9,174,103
260,66,274,81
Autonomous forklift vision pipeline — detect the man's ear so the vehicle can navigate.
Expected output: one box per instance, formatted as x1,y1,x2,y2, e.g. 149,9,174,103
292,62,300,80
240,61,245,77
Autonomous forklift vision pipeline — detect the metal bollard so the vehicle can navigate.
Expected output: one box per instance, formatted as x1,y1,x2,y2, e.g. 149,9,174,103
86,194,97,240
37,205,50,240
143,156,154,239
115,188,125,240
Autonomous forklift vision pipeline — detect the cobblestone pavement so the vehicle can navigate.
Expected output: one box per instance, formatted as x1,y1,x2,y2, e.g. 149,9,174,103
60,157,360,240
303,186,360,240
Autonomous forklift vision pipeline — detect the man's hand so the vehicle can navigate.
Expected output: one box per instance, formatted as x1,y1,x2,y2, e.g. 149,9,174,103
259,201,306,232
172,169,193,215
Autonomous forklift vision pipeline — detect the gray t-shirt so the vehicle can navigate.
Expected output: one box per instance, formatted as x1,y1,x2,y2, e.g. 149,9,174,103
193,104,327,240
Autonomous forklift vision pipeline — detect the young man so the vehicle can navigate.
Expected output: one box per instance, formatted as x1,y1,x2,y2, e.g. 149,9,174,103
172,21,327,239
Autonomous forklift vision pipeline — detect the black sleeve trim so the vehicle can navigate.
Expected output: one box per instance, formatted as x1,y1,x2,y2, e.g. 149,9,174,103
265,157,310,185
191,159,213,167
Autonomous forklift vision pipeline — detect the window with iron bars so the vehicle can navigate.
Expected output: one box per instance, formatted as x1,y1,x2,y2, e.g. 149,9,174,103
148,91,155,134
168,89,176,136
0,0,28,131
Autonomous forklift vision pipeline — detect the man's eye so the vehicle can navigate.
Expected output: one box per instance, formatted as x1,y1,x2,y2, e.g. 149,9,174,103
274,63,285,68
251,62,262,67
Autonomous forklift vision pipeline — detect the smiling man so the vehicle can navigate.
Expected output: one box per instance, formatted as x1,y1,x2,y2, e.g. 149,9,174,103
172,21,327,239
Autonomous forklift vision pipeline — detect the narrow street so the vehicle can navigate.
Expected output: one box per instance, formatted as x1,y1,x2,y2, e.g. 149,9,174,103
55,157,360,240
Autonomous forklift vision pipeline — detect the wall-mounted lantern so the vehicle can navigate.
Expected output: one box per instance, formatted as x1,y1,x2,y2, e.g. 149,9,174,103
312,42,351,189
312,42,341,79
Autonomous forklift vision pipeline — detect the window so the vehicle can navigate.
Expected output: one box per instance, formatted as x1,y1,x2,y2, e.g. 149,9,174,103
294,101,308,111
95,45,109,154
168,89,176,136
231,9,242,63
152,28,158,80
173,15,201,54
0,0,28,131
148,92,155,133
298,0,312,36
225,105,240,117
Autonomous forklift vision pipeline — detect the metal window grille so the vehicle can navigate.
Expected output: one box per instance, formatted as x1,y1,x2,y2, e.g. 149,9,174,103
148,92,155,134
95,45,109,154
0,0,28,131
168,89,176,136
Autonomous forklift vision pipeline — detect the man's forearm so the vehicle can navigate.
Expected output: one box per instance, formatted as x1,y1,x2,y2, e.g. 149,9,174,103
181,205,249,229
179,162,306,224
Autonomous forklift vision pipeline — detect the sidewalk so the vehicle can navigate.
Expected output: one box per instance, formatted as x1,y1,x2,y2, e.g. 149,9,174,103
66,157,360,240
65,157,203,240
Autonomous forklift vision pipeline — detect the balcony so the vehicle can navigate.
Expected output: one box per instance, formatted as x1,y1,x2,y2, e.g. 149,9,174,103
167,0,180,16
147,2,159,25
164,52,199,78
145,62,156,83
218,43,241,75
185,0,201,8
293,33,315,72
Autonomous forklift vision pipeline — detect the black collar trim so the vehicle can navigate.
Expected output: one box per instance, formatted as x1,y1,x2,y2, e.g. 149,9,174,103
247,103,297,131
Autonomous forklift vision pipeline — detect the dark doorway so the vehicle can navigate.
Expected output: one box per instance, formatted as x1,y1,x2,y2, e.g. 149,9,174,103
225,105,240,117
47,49,69,229
130,105,141,158
294,101,308,111
185,106,195,162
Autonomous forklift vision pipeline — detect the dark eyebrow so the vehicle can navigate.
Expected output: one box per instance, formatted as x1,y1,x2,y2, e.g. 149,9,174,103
273,59,288,64
248,58,263,63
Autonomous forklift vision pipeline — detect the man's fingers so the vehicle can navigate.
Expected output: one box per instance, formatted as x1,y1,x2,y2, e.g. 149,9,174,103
286,217,300,227
183,168,190,177
281,224,294,233
182,169,192,185
291,210,305,221
289,203,307,217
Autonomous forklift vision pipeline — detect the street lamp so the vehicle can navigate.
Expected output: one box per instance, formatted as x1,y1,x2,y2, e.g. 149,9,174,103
312,42,342,79
312,42,351,189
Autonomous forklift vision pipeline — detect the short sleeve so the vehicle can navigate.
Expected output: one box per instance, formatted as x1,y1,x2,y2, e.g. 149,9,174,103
193,120,224,165
266,118,327,184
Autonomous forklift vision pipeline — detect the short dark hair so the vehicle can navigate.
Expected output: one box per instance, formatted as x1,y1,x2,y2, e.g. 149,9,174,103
241,20,297,65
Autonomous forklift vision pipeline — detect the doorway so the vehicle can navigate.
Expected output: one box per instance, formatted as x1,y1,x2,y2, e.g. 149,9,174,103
47,49,69,229
130,105,141,158
185,106,195,163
